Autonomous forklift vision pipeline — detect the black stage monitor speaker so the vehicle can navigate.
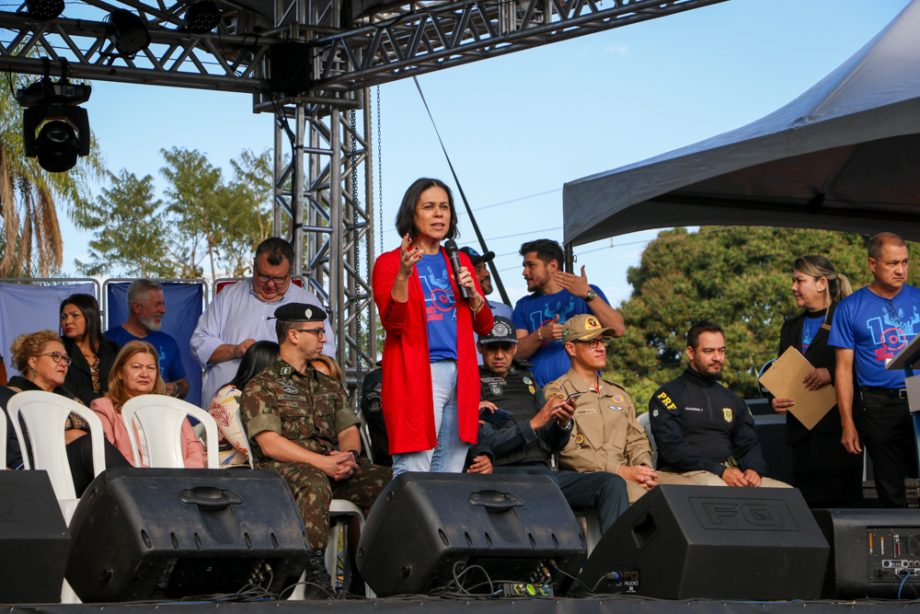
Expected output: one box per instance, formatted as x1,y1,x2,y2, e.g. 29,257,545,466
66,468,309,602
356,472,586,597
0,471,70,603
575,485,829,599
813,508,920,598
268,42,312,95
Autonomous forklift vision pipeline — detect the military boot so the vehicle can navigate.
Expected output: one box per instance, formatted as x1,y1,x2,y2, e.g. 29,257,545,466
301,547,334,599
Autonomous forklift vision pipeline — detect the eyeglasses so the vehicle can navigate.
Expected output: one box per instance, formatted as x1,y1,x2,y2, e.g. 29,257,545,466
255,272,290,286
294,328,326,338
35,352,72,365
574,338,608,350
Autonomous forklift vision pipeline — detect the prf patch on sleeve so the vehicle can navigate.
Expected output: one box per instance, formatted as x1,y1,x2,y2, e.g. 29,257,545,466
656,391,678,412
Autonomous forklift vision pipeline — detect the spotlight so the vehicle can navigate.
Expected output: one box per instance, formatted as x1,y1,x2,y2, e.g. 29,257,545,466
182,1,221,34
106,9,151,57
25,0,64,20
17,72,91,173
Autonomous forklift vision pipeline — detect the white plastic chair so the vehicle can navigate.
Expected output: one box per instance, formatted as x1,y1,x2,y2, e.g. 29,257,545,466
121,394,220,469
6,390,106,513
637,411,657,468
0,406,6,468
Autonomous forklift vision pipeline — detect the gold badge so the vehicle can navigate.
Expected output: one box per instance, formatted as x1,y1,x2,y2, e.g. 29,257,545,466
722,408,733,422
575,433,585,445
585,316,601,330
528,385,536,395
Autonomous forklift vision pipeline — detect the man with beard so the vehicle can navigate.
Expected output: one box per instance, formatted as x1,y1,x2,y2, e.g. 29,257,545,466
105,279,188,398
512,239,624,387
830,232,920,507
461,246,513,320
649,321,788,488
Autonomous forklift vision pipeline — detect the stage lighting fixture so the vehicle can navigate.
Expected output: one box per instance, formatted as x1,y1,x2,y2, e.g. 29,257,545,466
17,72,91,173
25,0,65,20
106,9,151,56
182,1,221,34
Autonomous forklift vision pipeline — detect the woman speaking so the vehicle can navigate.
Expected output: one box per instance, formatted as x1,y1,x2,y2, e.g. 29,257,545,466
771,255,862,507
372,178,493,475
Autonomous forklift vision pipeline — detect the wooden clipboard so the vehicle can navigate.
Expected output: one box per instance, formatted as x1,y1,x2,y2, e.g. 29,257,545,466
758,346,836,430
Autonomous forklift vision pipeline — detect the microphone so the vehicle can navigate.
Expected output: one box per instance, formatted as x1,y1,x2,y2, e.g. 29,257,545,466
444,239,471,299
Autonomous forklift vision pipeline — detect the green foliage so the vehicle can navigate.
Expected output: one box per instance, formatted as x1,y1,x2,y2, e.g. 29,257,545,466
75,147,272,279
606,226,920,409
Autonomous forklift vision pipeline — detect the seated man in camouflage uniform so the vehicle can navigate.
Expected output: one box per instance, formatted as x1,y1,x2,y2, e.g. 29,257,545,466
545,314,690,503
468,317,629,534
241,303,390,596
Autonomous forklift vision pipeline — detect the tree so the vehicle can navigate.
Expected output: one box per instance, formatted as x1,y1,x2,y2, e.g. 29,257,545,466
0,76,102,277
606,226,920,410
73,170,178,277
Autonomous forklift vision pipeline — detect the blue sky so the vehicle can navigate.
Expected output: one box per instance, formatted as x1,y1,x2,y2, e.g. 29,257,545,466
59,0,912,307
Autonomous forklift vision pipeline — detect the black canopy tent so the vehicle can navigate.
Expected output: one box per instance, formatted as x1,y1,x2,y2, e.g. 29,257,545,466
562,0,920,246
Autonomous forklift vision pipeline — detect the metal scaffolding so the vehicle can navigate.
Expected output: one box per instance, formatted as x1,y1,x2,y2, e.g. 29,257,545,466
0,0,727,381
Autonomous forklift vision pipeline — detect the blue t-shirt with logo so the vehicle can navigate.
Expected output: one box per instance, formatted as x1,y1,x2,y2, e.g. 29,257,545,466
104,326,187,383
800,313,825,353
828,285,920,388
417,253,457,362
512,284,608,387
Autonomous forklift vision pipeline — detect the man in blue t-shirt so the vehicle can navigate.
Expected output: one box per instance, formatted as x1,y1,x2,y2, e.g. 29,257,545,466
511,239,625,387
829,232,920,507
105,279,189,399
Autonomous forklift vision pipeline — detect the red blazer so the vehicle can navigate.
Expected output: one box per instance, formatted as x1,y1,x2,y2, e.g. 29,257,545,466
372,246,494,455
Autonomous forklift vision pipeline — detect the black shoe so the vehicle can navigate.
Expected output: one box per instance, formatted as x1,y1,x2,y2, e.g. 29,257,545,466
301,548,334,600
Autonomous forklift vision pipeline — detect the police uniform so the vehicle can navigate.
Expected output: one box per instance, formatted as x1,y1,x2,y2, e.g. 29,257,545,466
471,317,629,534
546,369,690,502
649,368,789,487
241,304,390,552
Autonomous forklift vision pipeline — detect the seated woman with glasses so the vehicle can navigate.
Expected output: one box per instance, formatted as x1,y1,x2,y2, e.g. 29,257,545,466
0,330,131,493
91,341,206,468
59,294,121,406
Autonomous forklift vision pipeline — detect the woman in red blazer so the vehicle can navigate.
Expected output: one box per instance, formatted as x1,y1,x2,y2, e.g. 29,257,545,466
372,178,494,475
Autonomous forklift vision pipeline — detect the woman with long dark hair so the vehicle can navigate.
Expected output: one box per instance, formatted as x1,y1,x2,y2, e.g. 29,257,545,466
771,255,862,506
207,340,279,467
372,177,493,475
59,294,120,405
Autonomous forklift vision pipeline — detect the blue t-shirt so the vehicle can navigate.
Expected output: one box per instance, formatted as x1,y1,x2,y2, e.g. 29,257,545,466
104,326,187,383
800,313,825,353
417,253,457,362
512,284,609,387
828,285,920,388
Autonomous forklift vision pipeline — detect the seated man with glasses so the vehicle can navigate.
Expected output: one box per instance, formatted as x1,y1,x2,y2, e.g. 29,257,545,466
241,303,390,598
192,237,337,409
544,315,690,502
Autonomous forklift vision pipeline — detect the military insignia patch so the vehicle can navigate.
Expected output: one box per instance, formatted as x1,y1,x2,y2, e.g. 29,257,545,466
722,407,733,422
304,306,313,319
280,366,292,376
522,376,533,386
585,316,601,329
490,383,503,396
652,409,659,417
575,433,585,445
612,394,624,403
528,385,536,395
281,384,299,395
608,405,623,412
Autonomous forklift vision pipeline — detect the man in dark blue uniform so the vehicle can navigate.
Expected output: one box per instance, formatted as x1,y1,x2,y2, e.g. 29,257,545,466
467,317,628,534
649,321,788,488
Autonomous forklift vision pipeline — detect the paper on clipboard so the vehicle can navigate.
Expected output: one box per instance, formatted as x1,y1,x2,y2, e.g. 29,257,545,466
758,346,836,430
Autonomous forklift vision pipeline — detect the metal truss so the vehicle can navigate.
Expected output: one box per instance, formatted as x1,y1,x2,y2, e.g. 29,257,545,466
272,89,378,383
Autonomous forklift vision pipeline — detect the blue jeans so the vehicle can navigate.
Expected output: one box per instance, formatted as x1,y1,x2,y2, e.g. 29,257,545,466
392,360,469,476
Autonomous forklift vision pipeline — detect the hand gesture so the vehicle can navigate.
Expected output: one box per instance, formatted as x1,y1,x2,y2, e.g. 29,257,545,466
618,465,659,490
722,466,750,487
742,469,762,487
324,450,360,481
398,233,422,276
802,368,831,391
553,265,591,298
771,397,794,413
531,396,573,430
467,454,493,474
537,315,565,343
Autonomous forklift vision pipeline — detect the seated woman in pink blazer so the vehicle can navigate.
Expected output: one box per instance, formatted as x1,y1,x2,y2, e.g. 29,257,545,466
90,340,205,468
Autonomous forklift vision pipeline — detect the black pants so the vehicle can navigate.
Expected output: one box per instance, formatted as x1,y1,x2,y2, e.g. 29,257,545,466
66,435,133,497
860,390,919,508
493,465,629,534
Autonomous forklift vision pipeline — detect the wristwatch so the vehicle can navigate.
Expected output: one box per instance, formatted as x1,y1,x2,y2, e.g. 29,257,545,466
584,289,597,302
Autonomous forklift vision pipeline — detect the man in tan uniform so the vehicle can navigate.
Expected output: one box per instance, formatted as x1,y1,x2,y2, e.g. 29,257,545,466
544,314,689,502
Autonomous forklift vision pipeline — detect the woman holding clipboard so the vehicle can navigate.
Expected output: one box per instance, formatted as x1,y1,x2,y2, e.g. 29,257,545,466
771,255,862,507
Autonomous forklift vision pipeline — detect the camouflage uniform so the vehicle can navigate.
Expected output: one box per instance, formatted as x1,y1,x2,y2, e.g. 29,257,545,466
241,359,391,549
